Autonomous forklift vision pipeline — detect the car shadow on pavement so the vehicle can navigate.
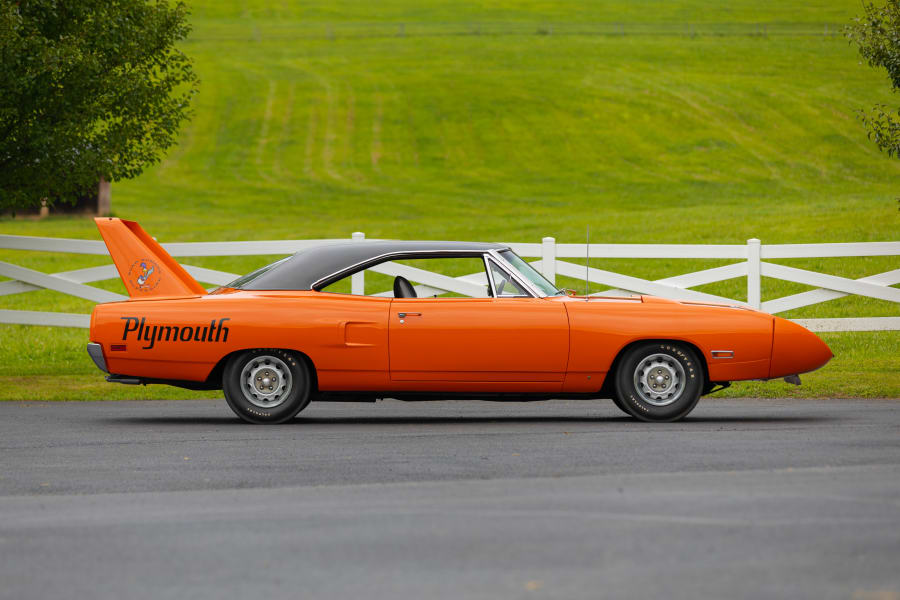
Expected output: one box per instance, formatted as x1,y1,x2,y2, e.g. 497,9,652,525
295,415,837,425
98,414,836,426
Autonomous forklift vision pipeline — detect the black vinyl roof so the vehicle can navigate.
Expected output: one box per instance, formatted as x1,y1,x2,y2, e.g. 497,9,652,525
230,240,509,291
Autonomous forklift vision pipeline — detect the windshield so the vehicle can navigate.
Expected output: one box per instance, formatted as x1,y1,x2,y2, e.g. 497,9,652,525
499,250,562,296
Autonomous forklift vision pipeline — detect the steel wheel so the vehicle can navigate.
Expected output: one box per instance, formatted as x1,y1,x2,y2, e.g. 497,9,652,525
240,354,292,409
632,353,686,407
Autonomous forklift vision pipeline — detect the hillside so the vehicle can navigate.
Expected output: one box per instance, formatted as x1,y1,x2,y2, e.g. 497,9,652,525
3,0,898,245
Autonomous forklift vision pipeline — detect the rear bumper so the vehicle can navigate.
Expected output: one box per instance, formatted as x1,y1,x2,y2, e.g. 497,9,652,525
86,343,108,374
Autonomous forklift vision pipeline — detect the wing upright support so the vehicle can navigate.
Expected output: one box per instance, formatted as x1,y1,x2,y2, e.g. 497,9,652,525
95,217,207,299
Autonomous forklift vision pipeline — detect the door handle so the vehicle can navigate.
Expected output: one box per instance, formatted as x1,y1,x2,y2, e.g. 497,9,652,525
397,312,421,318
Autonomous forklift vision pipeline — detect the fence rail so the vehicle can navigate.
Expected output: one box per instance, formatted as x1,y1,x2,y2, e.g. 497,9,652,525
0,233,898,332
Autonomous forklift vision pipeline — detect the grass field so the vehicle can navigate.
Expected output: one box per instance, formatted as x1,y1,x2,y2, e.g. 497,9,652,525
1,0,898,400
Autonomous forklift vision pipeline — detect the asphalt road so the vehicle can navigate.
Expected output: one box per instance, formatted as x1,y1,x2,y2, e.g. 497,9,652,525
1,397,899,600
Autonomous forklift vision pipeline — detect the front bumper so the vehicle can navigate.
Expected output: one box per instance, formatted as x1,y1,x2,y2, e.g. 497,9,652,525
86,342,108,374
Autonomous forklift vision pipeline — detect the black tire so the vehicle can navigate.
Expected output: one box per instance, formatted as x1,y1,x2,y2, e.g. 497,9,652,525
614,342,703,422
222,349,312,424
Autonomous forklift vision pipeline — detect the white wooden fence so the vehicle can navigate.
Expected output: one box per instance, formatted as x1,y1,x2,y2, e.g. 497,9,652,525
0,233,898,332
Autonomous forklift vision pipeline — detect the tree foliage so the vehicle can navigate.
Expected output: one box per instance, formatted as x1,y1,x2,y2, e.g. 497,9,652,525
0,0,198,211
847,0,900,158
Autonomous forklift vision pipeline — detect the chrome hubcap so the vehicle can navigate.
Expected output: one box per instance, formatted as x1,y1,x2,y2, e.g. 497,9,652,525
240,355,292,408
633,353,685,407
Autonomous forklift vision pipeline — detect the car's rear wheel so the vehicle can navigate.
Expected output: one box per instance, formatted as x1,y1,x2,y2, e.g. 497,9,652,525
223,349,311,424
614,342,703,422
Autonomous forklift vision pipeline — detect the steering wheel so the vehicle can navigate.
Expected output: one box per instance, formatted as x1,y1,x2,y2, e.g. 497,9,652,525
496,278,506,296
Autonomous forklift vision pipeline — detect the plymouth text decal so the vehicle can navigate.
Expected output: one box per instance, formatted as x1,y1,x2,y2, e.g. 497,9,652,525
121,317,231,350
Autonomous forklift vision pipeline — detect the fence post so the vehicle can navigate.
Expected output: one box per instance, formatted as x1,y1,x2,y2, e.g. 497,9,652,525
541,237,557,284
747,238,761,309
351,232,365,295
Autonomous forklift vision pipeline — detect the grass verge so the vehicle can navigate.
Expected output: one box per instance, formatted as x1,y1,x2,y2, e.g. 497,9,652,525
1,326,895,401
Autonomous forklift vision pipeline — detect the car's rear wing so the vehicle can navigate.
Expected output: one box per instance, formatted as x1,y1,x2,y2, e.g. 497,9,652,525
95,217,207,299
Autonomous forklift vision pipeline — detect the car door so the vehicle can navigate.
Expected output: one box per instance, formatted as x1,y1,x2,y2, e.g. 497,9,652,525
388,295,569,386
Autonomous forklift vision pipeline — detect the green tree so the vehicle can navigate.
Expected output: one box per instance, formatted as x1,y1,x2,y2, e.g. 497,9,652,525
847,0,900,158
0,0,198,212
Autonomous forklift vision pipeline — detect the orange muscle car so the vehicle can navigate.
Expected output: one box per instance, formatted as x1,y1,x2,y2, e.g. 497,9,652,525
87,218,832,423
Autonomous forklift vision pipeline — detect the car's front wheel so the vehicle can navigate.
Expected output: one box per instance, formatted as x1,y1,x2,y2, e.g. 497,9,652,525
614,342,703,422
223,349,311,424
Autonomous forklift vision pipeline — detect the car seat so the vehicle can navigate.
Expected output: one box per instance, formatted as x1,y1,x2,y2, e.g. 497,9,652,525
393,276,417,298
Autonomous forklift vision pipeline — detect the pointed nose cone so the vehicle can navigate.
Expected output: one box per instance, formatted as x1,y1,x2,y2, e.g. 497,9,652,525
769,317,833,379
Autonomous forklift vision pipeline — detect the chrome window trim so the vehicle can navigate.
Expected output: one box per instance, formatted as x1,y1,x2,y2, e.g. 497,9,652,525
485,253,539,298
494,248,559,297
487,250,546,298
311,249,495,291
311,247,544,299
483,255,498,298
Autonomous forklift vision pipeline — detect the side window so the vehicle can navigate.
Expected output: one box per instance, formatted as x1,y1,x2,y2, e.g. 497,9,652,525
320,257,490,298
488,260,529,297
